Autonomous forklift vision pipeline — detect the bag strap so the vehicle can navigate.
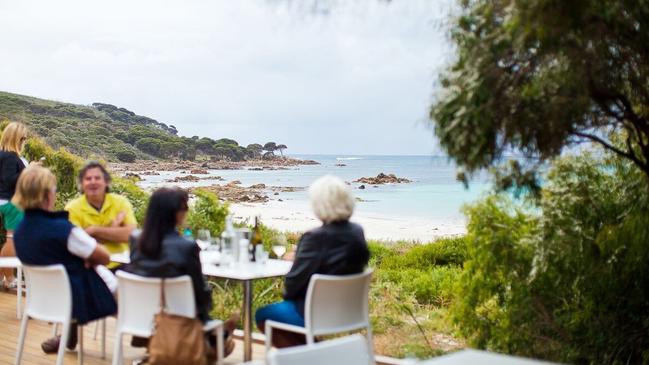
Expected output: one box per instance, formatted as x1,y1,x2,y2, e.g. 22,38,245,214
159,278,167,312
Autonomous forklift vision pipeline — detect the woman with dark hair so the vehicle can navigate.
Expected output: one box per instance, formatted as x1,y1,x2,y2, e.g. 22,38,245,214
126,187,237,358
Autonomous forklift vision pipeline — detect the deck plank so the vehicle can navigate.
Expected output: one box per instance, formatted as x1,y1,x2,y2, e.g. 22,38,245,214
0,290,263,364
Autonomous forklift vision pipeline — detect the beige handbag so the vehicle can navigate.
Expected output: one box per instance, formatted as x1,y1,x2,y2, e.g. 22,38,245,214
148,279,207,365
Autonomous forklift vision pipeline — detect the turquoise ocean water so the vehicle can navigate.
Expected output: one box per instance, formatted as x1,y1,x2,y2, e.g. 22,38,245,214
140,155,490,221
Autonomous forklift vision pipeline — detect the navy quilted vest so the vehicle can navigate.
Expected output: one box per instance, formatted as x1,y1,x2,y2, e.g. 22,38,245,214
14,209,117,324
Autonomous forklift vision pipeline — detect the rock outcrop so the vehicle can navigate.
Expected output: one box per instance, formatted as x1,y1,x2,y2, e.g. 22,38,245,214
354,173,412,185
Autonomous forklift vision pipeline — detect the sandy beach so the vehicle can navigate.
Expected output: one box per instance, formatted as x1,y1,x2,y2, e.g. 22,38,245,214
120,157,471,242
229,200,466,242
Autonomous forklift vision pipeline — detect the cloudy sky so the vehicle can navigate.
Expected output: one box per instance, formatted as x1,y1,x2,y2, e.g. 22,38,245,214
0,0,457,155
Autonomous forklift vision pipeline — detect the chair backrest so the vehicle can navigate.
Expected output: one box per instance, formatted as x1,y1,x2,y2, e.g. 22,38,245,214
305,268,373,336
115,271,196,337
268,334,371,365
22,264,72,323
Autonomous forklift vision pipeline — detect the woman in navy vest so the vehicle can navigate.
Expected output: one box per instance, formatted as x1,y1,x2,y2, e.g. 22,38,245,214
13,166,117,353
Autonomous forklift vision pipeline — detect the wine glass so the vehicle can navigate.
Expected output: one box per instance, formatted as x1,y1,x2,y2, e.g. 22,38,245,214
196,229,211,250
272,234,288,259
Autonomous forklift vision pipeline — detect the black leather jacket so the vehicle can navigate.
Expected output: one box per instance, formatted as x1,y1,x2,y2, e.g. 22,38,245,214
0,151,25,200
283,221,370,317
126,232,212,322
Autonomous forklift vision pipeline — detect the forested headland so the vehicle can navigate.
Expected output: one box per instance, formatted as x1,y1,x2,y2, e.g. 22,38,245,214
0,91,287,163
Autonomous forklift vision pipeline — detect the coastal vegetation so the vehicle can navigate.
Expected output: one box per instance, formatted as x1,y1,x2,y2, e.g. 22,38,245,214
0,91,287,163
428,0,649,363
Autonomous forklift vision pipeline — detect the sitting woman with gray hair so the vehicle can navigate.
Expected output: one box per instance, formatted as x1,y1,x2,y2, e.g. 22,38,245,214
255,175,370,348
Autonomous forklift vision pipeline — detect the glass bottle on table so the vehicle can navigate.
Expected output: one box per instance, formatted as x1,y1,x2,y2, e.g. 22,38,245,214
221,214,237,265
249,216,263,262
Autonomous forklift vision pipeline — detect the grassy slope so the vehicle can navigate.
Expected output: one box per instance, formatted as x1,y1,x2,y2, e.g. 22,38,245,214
0,91,168,161
211,226,467,359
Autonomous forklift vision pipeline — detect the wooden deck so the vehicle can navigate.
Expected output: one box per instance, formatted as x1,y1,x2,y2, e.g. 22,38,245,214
0,290,264,365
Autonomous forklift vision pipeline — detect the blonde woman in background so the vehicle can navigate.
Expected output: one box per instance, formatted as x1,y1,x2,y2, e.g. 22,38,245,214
0,122,30,289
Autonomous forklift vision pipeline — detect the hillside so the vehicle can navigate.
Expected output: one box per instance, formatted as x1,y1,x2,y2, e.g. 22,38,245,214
0,91,285,162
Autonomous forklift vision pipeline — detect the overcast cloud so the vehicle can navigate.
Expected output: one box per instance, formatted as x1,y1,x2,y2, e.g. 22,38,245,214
0,0,457,155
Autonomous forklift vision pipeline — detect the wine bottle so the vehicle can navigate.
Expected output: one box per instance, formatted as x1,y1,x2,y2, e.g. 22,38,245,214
250,216,263,262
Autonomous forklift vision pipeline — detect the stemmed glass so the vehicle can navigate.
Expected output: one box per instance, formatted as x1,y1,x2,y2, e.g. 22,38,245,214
196,229,211,251
272,234,288,259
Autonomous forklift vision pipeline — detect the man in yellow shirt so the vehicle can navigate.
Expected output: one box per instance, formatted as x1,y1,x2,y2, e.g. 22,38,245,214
42,161,137,354
65,161,137,267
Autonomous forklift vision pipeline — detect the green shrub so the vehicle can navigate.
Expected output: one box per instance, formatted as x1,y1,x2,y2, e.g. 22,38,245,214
377,266,460,306
380,238,467,270
187,189,229,237
453,151,649,364
111,177,150,225
116,149,136,162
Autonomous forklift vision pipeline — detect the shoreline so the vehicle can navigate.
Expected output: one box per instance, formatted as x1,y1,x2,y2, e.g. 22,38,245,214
117,159,468,242
229,200,466,242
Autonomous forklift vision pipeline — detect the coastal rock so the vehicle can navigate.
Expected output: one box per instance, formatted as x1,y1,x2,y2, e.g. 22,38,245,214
193,183,269,203
169,175,201,182
250,183,266,189
359,185,366,189
123,172,141,181
335,163,346,167
354,173,412,185
229,180,241,185
190,169,209,174
107,156,320,174
270,186,305,193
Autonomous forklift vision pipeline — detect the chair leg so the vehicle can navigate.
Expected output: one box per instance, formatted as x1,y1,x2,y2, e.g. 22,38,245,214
93,320,99,340
52,322,59,337
101,319,106,359
216,325,224,365
365,328,375,365
14,314,28,365
57,321,71,365
265,323,273,353
16,266,22,320
111,332,122,365
78,325,84,365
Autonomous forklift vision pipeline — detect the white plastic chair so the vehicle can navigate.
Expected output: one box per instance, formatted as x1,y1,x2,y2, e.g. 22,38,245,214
112,271,224,365
268,334,371,365
15,264,99,365
0,257,23,319
265,269,374,358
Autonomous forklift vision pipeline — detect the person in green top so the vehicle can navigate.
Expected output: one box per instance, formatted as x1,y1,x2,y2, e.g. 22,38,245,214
65,161,137,269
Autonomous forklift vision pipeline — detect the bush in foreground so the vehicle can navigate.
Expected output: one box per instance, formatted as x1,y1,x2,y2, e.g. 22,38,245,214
454,151,649,364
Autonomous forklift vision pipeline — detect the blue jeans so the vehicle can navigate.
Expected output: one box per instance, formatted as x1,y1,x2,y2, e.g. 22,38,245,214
255,300,305,327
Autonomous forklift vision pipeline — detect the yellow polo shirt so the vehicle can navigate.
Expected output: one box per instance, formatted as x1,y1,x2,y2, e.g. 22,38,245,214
65,193,137,257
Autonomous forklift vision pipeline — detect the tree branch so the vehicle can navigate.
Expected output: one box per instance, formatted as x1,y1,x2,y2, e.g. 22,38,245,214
571,131,645,169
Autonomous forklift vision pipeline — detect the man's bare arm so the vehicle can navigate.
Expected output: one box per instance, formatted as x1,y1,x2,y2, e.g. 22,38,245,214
86,224,137,243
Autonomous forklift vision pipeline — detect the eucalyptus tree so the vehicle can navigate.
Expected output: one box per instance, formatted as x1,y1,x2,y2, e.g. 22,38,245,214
431,0,649,187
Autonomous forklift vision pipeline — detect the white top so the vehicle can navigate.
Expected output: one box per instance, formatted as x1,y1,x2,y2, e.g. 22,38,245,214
419,349,560,364
202,259,292,281
0,257,21,268
110,251,293,281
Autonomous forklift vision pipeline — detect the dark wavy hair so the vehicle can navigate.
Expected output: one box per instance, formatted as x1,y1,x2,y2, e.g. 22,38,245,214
138,187,189,257
77,161,111,193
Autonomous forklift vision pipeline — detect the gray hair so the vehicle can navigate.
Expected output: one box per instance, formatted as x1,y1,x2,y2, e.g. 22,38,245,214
309,175,355,224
